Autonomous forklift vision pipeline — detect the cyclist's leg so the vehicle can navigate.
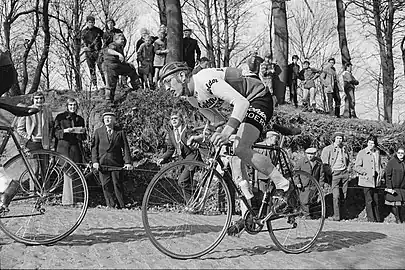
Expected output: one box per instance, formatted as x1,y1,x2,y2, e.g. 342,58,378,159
233,122,289,192
229,155,252,217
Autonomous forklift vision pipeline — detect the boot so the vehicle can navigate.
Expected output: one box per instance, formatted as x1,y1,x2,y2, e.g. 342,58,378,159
0,180,19,210
334,107,340,118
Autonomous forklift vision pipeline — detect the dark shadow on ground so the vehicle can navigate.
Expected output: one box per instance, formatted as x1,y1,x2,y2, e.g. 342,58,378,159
54,224,225,246
202,230,387,260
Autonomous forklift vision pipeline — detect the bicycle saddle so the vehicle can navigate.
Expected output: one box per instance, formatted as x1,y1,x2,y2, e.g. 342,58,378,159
0,102,39,116
272,123,301,136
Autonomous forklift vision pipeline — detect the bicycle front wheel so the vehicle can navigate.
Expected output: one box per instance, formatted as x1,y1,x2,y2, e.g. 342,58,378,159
142,160,232,259
0,149,88,245
267,170,325,253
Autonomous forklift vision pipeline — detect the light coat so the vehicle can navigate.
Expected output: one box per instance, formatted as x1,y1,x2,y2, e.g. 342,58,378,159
354,148,383,188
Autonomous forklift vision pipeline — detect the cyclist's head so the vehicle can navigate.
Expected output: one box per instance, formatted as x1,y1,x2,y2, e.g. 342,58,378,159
170,110,184,128
159,62,191,97
66,98,78,113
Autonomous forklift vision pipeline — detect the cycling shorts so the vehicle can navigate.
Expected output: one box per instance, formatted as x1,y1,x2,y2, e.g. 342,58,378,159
243,91,273,133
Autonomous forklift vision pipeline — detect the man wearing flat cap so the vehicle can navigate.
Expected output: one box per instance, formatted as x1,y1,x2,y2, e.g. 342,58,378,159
91,110,132,208
321,131,350,221
294,147,326,217
183,28,201,68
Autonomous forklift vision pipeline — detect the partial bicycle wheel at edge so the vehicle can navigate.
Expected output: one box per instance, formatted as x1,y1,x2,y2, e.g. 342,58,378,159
142,160,232,259
267,170,325,253
0,149,88,245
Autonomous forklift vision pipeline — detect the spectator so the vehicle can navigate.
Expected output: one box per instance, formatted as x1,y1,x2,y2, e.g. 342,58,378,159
183,28,201,68
320,58,341,118
137,35,154,89
286,55,300,108
342,62,359,118
153,29,168,85
102,18,124,48
321,131,350,221
260,53,276,94
384,147,405,224
294,147,325,216
254,131,280,193
298,60,321,113
157,111,202,198
192,57,210,75
81,15,105,88
16,91,54,151
91,111,133,209
104,33,141,101
54,98,86,205
354,135,383,222
246,50,264,80
136,27,159,52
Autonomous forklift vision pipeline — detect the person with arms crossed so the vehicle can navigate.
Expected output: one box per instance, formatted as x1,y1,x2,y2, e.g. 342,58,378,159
158,62,292,236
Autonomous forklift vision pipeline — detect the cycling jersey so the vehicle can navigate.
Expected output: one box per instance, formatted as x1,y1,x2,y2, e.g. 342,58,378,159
188,67,271,131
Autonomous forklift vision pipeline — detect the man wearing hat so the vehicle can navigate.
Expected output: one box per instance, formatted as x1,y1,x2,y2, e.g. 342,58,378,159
294,147,326,216
91,111,133,208
320,57,341,117
81,15,105,88
321,131,350,221
183,28,201,68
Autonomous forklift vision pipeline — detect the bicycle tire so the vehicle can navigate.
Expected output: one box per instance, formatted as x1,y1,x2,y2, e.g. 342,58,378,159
267,170,325,253
142,160,232,259
0,149,89,245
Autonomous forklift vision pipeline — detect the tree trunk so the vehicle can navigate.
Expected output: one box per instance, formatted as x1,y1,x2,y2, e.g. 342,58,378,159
223,0,230,67
213,0,221,67
3,21,21,96
336,0,351,65
372,0,394,123
166,0,183,62
21,0,40,93
73,0,83,92
204,0,215,64
401,36,405,78
157,0,167,26
272,0,288,104
30,0,51,93
268,2,273,59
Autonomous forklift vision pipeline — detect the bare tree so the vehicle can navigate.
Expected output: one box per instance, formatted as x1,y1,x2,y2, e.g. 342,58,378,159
166,0,183,62
336,0,351,65
157,0,167,26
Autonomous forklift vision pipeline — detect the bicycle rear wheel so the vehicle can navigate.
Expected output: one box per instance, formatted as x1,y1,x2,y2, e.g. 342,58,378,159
267,170,325,253
0,149,88,245
142,160,232,259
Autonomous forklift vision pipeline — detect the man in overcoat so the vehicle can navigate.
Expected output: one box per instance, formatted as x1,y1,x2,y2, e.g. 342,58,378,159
183,28,201,69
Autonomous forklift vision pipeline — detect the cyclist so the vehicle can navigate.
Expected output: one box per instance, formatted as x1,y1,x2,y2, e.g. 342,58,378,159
159,62,292,236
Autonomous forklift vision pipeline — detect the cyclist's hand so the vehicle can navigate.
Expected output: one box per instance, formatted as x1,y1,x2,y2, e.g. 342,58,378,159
210,132,228,147
187,135,200,148
93,162,100,170
123,164,133,170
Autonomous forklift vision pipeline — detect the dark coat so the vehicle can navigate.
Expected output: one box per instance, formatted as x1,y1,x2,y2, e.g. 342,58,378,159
294,156,325,187
183,37,201,68
161,125,201,164
81,26,103,51
91,125,132,168
54,111,86,163
385,156,405,202
287,63,300,86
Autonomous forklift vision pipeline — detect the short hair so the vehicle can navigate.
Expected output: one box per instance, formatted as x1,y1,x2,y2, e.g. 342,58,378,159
31,91,45,103
366,135,378,146
344,62,353,70
200,57,209,62
106,18,115,25
292,55,299,60
303,60,310,65
113,33,125,41
328,57,336,63
170,110,184,124
86,15,95,22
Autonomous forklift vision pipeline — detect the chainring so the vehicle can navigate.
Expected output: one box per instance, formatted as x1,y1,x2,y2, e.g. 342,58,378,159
243,211,264,235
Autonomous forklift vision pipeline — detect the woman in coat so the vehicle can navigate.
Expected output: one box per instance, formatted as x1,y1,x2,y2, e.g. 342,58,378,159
354,135,383,222
384,147,405,223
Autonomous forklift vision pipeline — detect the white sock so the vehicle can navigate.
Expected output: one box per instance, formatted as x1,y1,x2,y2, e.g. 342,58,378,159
238,179,254,200
0,167,12,193
268,169,289,191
